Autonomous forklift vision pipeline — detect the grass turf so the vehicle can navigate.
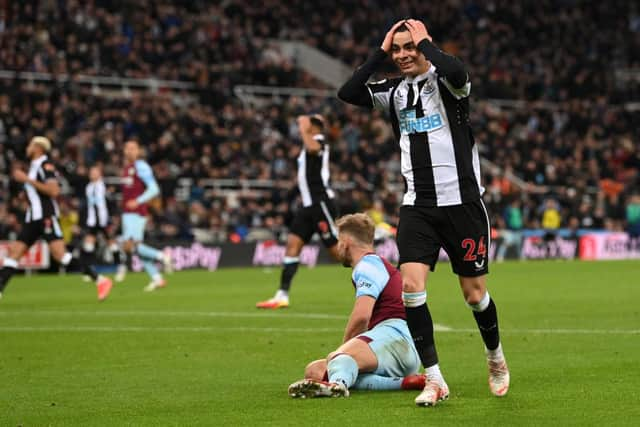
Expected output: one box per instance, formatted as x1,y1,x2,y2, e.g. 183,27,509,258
1,260,639,426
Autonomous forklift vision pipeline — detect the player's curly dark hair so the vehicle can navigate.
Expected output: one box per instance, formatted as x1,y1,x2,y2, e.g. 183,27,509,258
309,115,325,132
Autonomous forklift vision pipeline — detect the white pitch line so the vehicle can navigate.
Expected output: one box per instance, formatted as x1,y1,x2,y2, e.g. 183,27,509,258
509,328,640,335
0,326,343,333
0,310,347,320
0,324,637,334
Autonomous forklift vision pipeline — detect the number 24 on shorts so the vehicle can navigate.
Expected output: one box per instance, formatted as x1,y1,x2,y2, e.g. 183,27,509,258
461,237,486,261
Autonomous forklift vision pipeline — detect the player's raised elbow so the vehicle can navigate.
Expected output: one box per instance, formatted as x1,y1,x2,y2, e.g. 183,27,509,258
336,84,350,103
336,82,369,107
449,68,469,90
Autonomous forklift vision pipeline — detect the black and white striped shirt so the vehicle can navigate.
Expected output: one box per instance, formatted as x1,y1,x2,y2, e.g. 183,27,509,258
297,134,335,207
85,179,109,228
367,67,483,207
24,155,60,222
338,41,484,208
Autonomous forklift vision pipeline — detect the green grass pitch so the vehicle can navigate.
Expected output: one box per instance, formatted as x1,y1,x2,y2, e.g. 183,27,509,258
1,260,639,426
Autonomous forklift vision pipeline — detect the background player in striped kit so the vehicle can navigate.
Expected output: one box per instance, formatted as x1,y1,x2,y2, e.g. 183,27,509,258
256,115,340,309
0,137,113,300
117,139,172,292
338,19,509,405
80,165,122,279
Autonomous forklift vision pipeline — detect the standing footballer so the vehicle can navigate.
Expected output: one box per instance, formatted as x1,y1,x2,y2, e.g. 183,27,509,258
256,115,340,309
338,19,509,406
0,137,113,300
80,165,122,277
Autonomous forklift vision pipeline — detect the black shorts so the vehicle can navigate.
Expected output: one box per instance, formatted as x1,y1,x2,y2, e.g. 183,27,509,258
289,199,338,248
396,199,490,277
17,216,64,247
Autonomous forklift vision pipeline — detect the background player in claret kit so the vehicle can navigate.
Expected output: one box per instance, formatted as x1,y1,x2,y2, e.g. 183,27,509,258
80,166,122,279
338,19,509,405
288,213,424,398
118,139,172,292
0,137,113,300
256,114,340,309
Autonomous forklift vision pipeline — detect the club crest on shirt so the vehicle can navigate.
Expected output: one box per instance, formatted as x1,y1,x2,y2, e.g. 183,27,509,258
422,80,435,95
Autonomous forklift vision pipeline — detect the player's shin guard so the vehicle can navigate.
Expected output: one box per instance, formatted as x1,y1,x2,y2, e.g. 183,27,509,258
0,258,19,292
279,257,299,292
327,353,358,389
353,374,403,390
468,291,500,351
61,252,98,282
403,291,439,368
136,243,163,261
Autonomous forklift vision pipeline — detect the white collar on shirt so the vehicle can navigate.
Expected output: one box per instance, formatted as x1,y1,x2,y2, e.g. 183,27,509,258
405,64,437,84
30,154,48,166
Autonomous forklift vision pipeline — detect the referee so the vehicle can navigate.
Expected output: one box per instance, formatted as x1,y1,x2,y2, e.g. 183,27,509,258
0,137,113,301
338,19,509,405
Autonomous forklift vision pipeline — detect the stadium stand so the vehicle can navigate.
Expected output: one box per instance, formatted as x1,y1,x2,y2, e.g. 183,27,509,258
1,0,639,245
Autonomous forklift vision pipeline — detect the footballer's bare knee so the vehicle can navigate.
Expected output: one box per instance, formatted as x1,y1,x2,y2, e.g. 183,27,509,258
400,262,429,293
459,275,487,305
285,234,304,257
332,338,378,372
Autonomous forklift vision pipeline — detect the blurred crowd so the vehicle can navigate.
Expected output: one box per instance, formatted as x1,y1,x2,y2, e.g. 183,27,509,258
2,0,639,99
1,0,640,245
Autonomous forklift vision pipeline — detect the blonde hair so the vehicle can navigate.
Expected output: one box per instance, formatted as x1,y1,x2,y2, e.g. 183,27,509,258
336,213,375,246
30,136,52,152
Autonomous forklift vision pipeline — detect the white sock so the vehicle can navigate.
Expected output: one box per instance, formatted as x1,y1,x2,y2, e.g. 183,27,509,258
275,290,289,300
2,257,19,268
152,273,163,282
486,343,504,361
60,252,73,266
426,364,444,384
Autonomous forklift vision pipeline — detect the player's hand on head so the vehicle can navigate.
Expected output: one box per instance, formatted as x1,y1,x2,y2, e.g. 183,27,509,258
406,19,432,44
12,169,28,183
297,115,311,133
381,20,407,53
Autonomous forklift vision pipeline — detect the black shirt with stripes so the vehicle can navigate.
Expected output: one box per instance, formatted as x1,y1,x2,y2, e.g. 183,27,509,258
24,155,60,222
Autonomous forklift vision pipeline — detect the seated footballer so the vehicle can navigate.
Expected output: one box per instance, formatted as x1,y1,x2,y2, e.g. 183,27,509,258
288,213,426,397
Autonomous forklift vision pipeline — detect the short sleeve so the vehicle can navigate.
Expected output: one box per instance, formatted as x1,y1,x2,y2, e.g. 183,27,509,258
135,160,155,186
352,255,390,300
